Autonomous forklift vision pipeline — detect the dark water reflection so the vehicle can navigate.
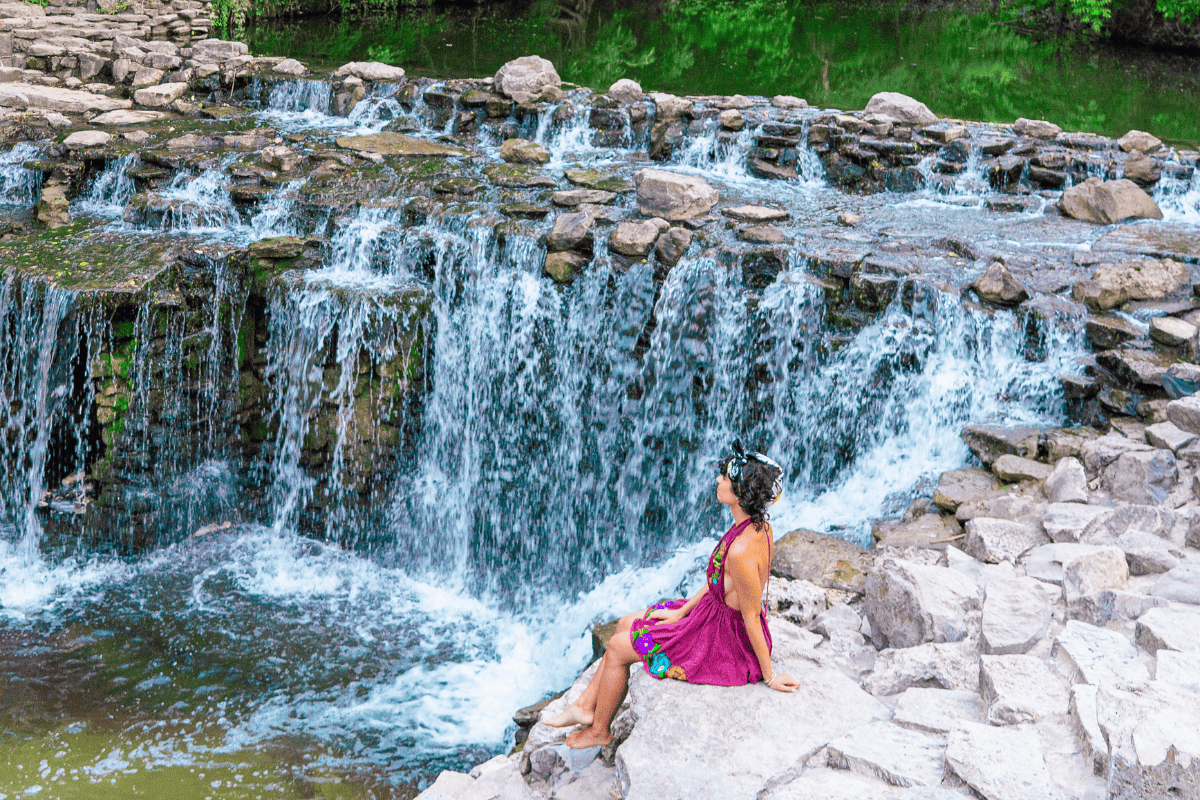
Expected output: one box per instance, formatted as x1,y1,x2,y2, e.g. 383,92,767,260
245,0,1200,147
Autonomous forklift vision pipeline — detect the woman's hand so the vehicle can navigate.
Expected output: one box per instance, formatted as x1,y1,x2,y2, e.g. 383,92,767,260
647,608,684,625
766,672,799,693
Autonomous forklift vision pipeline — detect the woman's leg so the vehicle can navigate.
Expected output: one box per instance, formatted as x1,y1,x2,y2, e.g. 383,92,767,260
565,627,639,749
546,610,643,728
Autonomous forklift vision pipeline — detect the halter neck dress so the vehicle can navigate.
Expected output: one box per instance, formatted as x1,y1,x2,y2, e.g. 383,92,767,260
629,518,772,685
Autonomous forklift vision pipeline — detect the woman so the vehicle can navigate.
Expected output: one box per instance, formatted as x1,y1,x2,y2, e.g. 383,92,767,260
549,443,800,749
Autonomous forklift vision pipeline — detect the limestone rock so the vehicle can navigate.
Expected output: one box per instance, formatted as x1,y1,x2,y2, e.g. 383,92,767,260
335,133,466,157
1080,430,1154,474
960,424,1040,466
91,109,166,125
826,721,947,788
981,578,1050,655
1044,457,1088,504
333,61,405,82
1118,129,1162,153
1145,420,1197,453
1150,562,1200,605
1164,363,1200,400
1096,258,1191,303
1067,589,1166,627
863,557,980,649
261,144,301,172
717,108,745,131
864,92,937,124
946,721,1061,800
654,227,692,267
980,654,1070,724
248,237,305,259
991,454,1051,483
607,78,642,103
191,38,249,63
1062,546,1129,603
862,641,980,695
1167,395,1200,436
1157,650,1200,690
648,92,693,120
772,528,871,593
546,212,594,253
34,183,69,228
1058,177,1164,224
607,220,659,258
459,759,532,800
500,138,549,165
810,603,860,638
130,66,165,88
1123,150,1162,187
1013,117,1062,138
633,168,718,222
543,252,587,284
771,95,807,110
1024,543,1109,584
1079,504,1174,544
616,659,888,800
271,58,307,76
968,262,1029,307
414,770,474,800
493,56,560,99
933,466,1000,512
1052,620,1151,686
133,81,186,108
965,518,1048,564
551,189,615,206
0,82,131,113
62,129,109,148
1069,684,1109,776
1116,531,1180,575
722,205,789,223
893,687,985,734
1101,449,1178,504
766,576,827,626
1150,316,1196,349
1136,605,1200,653
1096,681,1200,800
874,513,961,548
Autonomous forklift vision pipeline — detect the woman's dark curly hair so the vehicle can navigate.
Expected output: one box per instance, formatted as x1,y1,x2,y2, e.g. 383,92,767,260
722,454,782,530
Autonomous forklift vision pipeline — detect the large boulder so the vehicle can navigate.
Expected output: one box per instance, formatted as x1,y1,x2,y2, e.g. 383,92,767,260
655,227,692,267
1067,588,1166,627
1013,117,1062,138
1062,546,1129,603
960,424,1040,466
493,56,560,99
1052,620,1151,686
616,657,888,800
964,518,1048,563
335,133,466,157
633,169,718,221
133,82,186,108
62,130,110,148
546,212,594,253
1136,605,1200,653
1118,129,1163,153
946,722,1061,799
1089,258,1191,302
191,38,249,63
933,466,1001,512
1024,543,1110,584
1097,681,1200,800
863,557,980,649
772,528,871,593
1167,395,1200,435
0,82,131,113
1101,449,1178,504
607,220,661,258
991,454,1051,483
1080,504,1174,544
1040,503,1108,544
981,578,1050,655
34,183,70,228
1150,561,1200,605
1044,457,1088,503
862,641,980,695
979,654,1070,724
863,92,937,124
766,577,827,626
825,721,947,788
968,262,1029,307
333,61,406,82
607,78,643,103
1058,177,1164,224
500,138,550,165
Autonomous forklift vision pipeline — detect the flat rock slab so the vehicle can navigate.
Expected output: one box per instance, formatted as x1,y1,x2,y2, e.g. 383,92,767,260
947,722,1061,800
1063,546,1129,603
1024,543,1108,584
862,641,980,696
1150,561,1200,604
980,654,1070,724
617,658,888,800
769,768,898,800
826,721,947,788
1093,223,1200,263
1040,503,1108,543
722,205,790,223
1136,606,1200,653
1052,619,1150,686
981,578,1050,655
335,133,467,157
1097,681,1200,800
1156,650,1200,691
91,109,168,125
864,557,980,649
965,517,1048,563
0,82,131,113
893,688,985,734
1067,589,1167,627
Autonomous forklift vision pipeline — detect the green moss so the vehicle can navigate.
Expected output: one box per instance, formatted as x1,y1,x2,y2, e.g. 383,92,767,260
248,418,270,441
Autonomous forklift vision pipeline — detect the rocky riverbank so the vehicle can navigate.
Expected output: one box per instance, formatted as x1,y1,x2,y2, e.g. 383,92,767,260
1,12,1200,798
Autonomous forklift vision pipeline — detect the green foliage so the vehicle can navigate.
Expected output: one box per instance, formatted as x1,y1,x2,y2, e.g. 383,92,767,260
95,0,130,12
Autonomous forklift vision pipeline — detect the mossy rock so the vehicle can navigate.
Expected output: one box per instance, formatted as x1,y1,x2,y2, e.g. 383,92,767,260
484,163,556,189
334,132,468,157
565,169,633,193
0,222,177,296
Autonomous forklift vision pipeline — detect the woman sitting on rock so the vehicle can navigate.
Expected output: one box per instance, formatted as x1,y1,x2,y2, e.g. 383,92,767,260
548,442,800,748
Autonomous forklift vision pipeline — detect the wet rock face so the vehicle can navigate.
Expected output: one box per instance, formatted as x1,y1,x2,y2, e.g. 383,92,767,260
493,55,561,100
863,91,938,124
1058,177,1164,224
632,169,718,221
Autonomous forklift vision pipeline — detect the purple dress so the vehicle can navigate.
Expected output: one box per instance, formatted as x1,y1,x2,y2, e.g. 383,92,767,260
629,518,773,685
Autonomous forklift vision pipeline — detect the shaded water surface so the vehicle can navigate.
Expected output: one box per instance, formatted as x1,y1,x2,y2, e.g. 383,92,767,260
247,0,1200,146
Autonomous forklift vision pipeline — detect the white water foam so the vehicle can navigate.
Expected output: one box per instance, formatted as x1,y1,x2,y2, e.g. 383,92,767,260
0,143,41,206
1155,165,1200,225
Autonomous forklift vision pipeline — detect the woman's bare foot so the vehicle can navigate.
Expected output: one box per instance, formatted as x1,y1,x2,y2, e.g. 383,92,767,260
544,704,593,728
565,726,614,749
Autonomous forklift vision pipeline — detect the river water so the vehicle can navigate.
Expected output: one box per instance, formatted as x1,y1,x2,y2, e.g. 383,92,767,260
0,57,1196,800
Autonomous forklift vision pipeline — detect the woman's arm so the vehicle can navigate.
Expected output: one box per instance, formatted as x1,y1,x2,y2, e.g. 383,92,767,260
647,582,707,623
725,540,799,692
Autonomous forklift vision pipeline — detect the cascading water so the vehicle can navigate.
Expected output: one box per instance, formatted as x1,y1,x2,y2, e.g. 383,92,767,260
74,153,140,216
0,143,41,206
1155,164,1200,224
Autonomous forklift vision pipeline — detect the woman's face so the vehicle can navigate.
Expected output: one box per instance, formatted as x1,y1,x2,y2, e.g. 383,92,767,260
716,473,739,508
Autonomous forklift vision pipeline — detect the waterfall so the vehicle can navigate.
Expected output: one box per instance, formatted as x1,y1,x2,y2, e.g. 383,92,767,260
267,78,332,114
1155,165,1200,225
0,143,41,206
75,153,140,217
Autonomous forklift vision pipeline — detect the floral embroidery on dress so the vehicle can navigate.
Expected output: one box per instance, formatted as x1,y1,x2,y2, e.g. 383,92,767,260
633,631,656,655
649,652,671,677
709,539,730,586
666,665,687,681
